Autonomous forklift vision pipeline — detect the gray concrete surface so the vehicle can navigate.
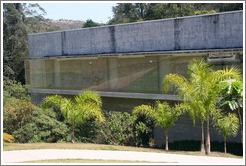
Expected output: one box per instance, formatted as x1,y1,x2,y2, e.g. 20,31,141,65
2,149,244,164
27,88,180,100
28,11,243,58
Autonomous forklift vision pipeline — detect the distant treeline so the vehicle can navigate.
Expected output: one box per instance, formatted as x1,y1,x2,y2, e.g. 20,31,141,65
44,18,84,22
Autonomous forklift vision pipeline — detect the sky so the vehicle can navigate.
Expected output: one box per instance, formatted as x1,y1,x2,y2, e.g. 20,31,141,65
37,2,117,23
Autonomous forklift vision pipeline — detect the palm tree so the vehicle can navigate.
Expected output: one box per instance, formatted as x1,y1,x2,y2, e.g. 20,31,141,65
214,113,239,154
154,101,182,151
62,91,104,143
42,90,104,143
219,79,243,146
163,59,240,155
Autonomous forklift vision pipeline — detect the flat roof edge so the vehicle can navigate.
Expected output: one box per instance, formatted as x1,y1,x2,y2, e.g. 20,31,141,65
27,88,181,101
26,48,243,60
28,10,243,36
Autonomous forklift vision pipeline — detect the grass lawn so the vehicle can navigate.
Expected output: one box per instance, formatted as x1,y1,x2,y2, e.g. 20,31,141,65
19,159,165,163
3,143,242,159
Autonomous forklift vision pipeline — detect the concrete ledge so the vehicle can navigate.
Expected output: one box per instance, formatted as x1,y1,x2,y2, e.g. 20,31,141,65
27,88,181,101
26,48,243,60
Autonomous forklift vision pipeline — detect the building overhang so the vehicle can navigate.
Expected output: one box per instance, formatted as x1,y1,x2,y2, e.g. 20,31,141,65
26,48,243,60
27,88,181,101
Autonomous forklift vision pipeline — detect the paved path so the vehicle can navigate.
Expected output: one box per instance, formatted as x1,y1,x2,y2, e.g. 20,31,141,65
2,149,244,164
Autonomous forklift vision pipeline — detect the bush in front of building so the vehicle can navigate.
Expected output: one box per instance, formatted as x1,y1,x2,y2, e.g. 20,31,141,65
94,111,136,146
3,99,36,134
12,109,69,143
132,105,156,147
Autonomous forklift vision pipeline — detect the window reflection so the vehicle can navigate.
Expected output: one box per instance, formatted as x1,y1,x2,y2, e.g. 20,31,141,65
25,51,243,94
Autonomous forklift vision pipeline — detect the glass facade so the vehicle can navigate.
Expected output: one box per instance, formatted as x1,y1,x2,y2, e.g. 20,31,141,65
25,51,243,94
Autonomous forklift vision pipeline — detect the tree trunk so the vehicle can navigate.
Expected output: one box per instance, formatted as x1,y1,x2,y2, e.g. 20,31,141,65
201,120,205,152
71,124,75,143
205,117,210,155
165,130,168,151
237,106,243,148
224,137,227,154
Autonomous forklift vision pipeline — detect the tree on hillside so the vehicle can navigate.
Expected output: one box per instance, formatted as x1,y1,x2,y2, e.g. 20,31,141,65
163,59,241,155
3,3,28,83
3,3,60,84
108,3,243,25
82,19,101,28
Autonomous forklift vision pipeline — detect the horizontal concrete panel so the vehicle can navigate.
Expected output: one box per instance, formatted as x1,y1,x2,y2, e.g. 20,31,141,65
28,11,243,58
27,88,181,101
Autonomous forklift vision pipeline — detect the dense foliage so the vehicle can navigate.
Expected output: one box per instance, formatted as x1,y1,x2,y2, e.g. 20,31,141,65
12,109,69,143
132,105,156,147
108,3,243,24
42,91,105,143
82,19,102,28
96,111,135,146
3,132,14,144
3,99,36,134
3,3,60,84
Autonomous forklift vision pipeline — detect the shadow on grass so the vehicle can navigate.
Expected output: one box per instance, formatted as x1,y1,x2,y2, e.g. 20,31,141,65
156,140,242,156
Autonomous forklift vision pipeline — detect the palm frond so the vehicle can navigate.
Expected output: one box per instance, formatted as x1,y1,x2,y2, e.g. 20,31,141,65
214,113,239,138
75,90,102,107
41,94,63,111
163,73,189,94
215,66,241,82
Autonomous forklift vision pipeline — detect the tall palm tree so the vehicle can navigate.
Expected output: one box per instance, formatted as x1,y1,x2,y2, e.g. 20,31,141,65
163,59,240,155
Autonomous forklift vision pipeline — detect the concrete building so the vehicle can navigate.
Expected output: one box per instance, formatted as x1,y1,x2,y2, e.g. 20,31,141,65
26,11,243,146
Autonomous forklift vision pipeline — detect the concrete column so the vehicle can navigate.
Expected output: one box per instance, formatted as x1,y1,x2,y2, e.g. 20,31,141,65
108,57,118,90
53,60,61,88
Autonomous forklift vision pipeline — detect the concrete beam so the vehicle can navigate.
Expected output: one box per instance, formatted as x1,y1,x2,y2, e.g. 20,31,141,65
27,48,243,59
27,88,181,101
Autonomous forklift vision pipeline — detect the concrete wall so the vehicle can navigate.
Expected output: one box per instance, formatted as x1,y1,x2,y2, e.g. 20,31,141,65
28,11,243,58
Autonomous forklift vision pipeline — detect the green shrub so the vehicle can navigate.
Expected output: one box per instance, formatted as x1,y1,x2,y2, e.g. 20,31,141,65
74,119,100,143
3,80,30,103
3,99,36,134
95,111,135,146
132,105,156,147
12,109,69,143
